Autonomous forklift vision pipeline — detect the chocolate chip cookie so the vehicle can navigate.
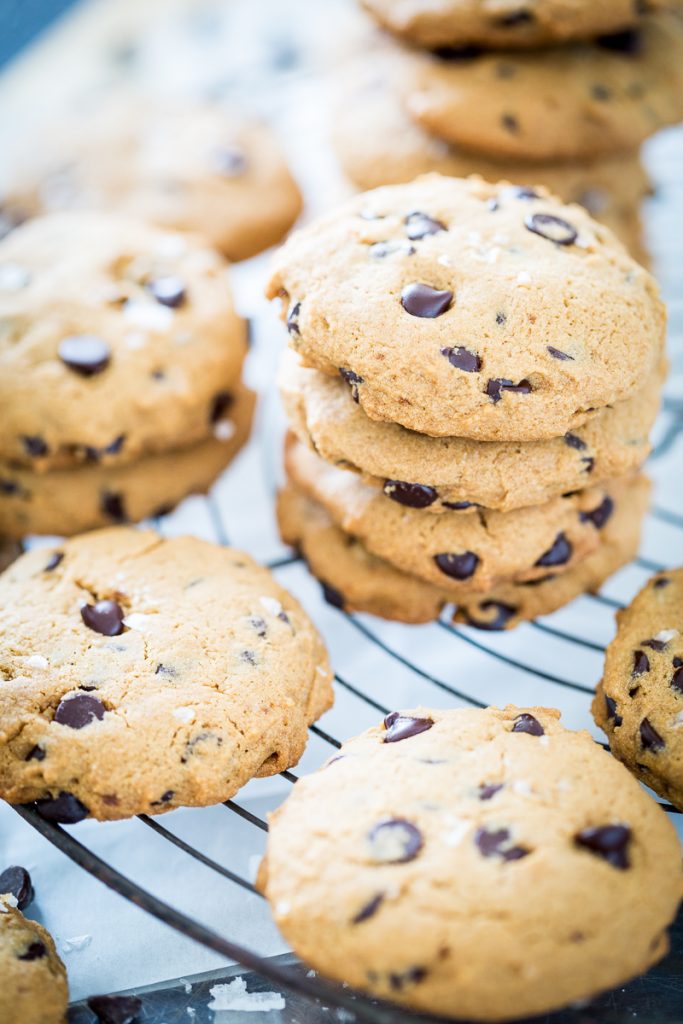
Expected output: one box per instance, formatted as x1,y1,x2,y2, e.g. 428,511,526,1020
0,384,254,538
0,527,333,821
281,350,663,513
594,568,683,809
267,175,664,441
278,474,649,626
0,211,248,470
258,704,682,1020
401,15,683,161
0,894,68,1024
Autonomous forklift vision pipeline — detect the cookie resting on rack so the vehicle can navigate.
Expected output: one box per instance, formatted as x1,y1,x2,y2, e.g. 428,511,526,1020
0,893,68,1024
594,568,683,809
0,527,333,821
267,174,664,441
258,705,682,1022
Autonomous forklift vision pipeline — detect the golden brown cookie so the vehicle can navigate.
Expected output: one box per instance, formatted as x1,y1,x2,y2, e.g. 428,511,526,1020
0,894,68,1024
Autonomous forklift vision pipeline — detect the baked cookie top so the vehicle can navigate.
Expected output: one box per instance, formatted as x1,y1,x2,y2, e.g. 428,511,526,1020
258,705,682,1021
594,568,683,808
0,527,332,821
268,175,664,441
0,895,68,1024
401,16,683,161
0,211,247,469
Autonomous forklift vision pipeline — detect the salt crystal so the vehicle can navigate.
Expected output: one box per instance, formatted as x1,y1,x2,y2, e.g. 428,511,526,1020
214,420,236,442
125,331,147,350
173,707,195,724
122,613,155,631
275,899,291,916
655,629,678,644
516,271,532,286
0,894,18,912
513,780,533,796
208,978,285,1012
26,654,48,669
61,934,92,953
0,264,30,291
436,254,452,267
124,300,174,332
260,596,283,617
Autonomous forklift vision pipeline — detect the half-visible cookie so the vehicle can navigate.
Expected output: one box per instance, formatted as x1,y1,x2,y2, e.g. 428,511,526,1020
0,894,68,1024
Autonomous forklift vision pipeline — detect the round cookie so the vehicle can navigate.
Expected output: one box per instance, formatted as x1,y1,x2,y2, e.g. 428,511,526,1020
0,211,248,470
258,704,682,1021
0,527,333,821
332,56,651,261
4,98,302,263
360,0,679,49
286,433,637,593
401,16,683,161
594,568,683,809
278,474,649,627
0,894,68,1024
281,350,663,513
267,174,664,441
0,384,255,539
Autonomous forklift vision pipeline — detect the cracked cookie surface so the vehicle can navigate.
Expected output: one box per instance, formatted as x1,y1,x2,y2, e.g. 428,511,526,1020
0,894,68,1024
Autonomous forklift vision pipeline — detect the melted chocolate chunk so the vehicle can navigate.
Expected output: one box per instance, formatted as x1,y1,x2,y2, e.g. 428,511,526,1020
486,378,532,403
18,942,47,961
441,345,481,372
475,827,529,861
35,792,89,823
22,435,48,458
547,346,574,361
54,693,105,729
286,301,301,335
434,551,479,580
367,819,423,863
639,717,664,752
383,711,433,743
478,783,503,801
87,994,143,1024
44,551,64,572
535,532,572,568
401,283,453,318
405,211,446,240
580,496,614,529
101,490,127,522
525,213,578,245
575,825,631,869
321,581,344,609
383,480,437,508
464,600,517,631
604,695,623,727
148,276,186,308
58,335,111,376
597,29,642,54
352,892,385,924
632,650,650,676
81,599,125,637
339,367,363,402
512,713,544,736
210,390,234,423
0,866,34,910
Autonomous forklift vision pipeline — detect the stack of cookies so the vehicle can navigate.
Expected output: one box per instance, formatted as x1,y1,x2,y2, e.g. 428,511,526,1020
0,210,253,539
333,2,683,264
269,174,666,629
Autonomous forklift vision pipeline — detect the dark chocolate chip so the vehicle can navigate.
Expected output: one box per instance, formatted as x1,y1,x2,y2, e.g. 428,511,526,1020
488,199,500,212
501,113,519,134
505,186,539,200
54,693,105,729
605,695,623,727
389,966,427,990
44,551,64,572
486,378,532,403
478,783,503,801
640,717,664,752
18,942,47,961
0,866,34,910
497,9,534,26
547,346,574,361
87,994,143,1024
535,532,572,568
321,581,344,609
151,790,174,806
249,615,267,637
80,599,125,637
512,713,544,736
383,711,433,743
442,500,476,510
475,827,529,862
339,367,363,402
211,145,248,177
404,211,446,240
367,819,423,863
35,791,89,823
434,551,479,580
654,576,671,589
433,45,482,60
629,684,640,698
641,636,670,652
0,477,19,494
100,490,127,522
581,456,595,473
148,276,186,308
401,283,453,318
632,650,650,676
525,213,578,246
464,600,517,631
672,664,683,694
591,84,612,101
597,29,642,54
286,301,301,335
383,480,437,508
580,496,614,529
495,311,506,324
441,345,481,372
155,663,177,677
26,745,46,762
370,240,415,258
352,892,385,924
22,435,48,458
58,335,111,376
210,390,234,423
575,825,631,869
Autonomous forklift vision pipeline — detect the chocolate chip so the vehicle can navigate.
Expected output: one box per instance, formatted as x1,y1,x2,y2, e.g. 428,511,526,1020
211,145,248,177
22,435,48,458
383,480,437,508
0,477,19,494
383,711,433,743
339,367,363,402
0,866,34,910
654,577,671,589
404,211,446,240
58,335,111,376
478,783,503,801
580,497,614,529
575,825,631,869
605,695,623,727
26,745,46,762
18,942,47,961
591,84,612,101
44,551,64,572
370,240,415,258
352,892,384,924
535,532,572,568
101,490,127,522
512,713,544,736
249,615,267,637
581,457,595,473
433,45,482,60
525,213,578,246
463,600,517,631
286,301,301,335
389,966,427,990
401,283,453,318
148,276,186,308
632,650,650,676
501,113,519,134
87,995,143,1024
210,391,234,423
434,551,479,580
641,636,670,652
495,311,506,324
475,827,529,861
497,9,533,26
321,581,344,609
80,600,125,637
54,693,105,729
367,819,423,863
506,186,539,200
547,346,574,361
488,199,500,212
597,29,642,54
155,663,177,676
441,345,481,372
672,665,683,694
486,378,532,403
640,717,664,752
35,792,89,823
564,433,587,451
151,790,174,806
442,500,476,510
